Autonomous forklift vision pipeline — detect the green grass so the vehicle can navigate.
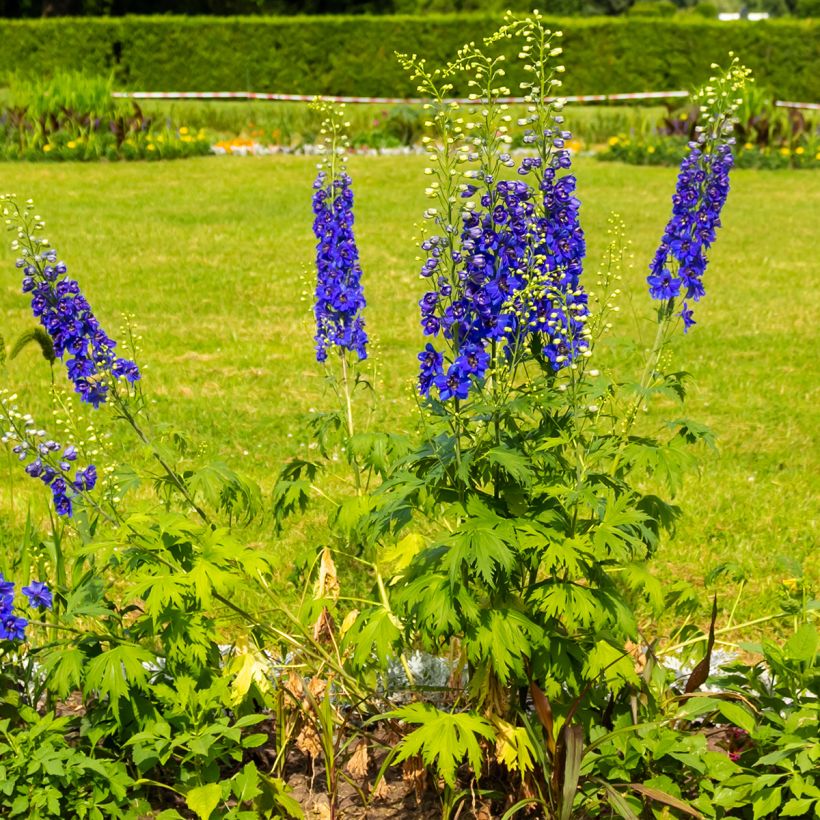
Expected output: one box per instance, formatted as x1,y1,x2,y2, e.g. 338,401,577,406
0,155,817,637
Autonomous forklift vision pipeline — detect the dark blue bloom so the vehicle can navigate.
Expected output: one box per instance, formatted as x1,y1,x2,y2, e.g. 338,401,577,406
0,614,27,641
0,573,30,642
0,574,14,599
434,364,471,401
648,139,734,328
416,140,589,402
678,302,696,333
22,580,52,610
16,254,140,405
312,171,368,362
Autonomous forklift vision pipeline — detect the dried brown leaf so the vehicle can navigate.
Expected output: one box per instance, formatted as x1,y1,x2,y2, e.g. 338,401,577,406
296,723,323,759
345,740,369,779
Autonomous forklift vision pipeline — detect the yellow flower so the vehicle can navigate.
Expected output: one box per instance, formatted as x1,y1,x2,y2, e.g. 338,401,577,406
147,144,156,151
779,147,791,157
181,135,192,143
67,140,77,149
607,136,619,146
647,145,656,154
179,126,189,135
795,146,804,155
43,144,53,153
744,142,754,150
781,578,799,592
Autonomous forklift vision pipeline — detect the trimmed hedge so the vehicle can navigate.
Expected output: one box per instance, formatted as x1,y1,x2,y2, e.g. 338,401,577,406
0,15,817,100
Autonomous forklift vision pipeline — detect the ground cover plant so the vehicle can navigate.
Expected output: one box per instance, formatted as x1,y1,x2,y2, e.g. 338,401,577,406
599,86,820,170
0,14,817,816
0,72,210,162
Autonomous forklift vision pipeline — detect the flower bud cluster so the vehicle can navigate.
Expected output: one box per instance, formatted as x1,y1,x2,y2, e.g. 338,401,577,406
310,101,368,363
2,195,140,406
1,391,96,517
648,58,751,332
0,573,52,641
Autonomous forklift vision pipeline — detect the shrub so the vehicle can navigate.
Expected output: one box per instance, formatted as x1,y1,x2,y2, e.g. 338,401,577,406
627,0,679,16
0,15,816,100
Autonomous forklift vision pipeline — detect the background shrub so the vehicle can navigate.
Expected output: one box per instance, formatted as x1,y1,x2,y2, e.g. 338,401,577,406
0,15,817,100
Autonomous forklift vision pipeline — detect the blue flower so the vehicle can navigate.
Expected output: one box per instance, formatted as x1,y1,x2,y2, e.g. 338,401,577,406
0,615,27,641
1,403,96,519
22,580,52,610
312,171,368,363
416,138,589,402
678,302,696,333
434,364,472,402
648,139,734,328
0,573,29,642
17,254,140,406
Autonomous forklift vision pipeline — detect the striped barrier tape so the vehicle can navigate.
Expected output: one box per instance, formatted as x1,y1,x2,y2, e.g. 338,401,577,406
775,100,820,111
112,89,692,105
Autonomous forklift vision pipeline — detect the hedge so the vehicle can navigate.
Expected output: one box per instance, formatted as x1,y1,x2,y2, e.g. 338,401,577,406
0,15,817,100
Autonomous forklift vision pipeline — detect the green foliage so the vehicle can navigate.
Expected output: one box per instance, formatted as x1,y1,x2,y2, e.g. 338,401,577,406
9,326,55,363
0,15,816,100
0,70,211,162
0,710,139,818
385,703,494,787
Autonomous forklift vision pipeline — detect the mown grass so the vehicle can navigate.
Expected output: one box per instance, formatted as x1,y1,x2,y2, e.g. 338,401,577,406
0,155,817,637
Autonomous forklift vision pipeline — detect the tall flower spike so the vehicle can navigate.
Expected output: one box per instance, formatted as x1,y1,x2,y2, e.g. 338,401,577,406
412,17,590,402
1,195,140,406
0,390,96,518
311,100,368,363
648,57,752,331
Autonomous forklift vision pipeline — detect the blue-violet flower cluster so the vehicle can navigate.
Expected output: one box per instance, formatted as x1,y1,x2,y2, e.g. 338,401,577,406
312,170,368,363
418,144,588,401
1,394,97,518
1,573,51,642
648,144,733,332
648,59,750,331
18,249,141,406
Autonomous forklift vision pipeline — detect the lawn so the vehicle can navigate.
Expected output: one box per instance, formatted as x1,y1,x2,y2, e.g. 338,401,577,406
0,154,817,634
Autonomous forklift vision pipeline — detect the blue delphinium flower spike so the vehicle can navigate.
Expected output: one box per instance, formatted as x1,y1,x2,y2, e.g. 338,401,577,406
648,59,752,330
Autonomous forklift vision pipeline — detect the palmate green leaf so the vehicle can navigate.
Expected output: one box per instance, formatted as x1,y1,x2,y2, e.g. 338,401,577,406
484,445,535,488
531,581,602,631
591,493,649,561
583,640,638,690
132,572,189,618
443,495,516,586
343,606,401,668
622,437,694,496
444,525,515,587
84,644,154,721
621,562,665,614
669,418,716,449
466,608,537,684
387,703,495,787
399,570,471,635
185,461,262,521
40,647,85,698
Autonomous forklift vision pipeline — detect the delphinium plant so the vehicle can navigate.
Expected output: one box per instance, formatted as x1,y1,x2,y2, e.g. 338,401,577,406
0,196,344,818
335,13,756,818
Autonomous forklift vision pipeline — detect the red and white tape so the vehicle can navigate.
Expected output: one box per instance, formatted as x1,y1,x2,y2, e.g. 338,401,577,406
112,89,819,110
775,100,820,111
112,89,691,104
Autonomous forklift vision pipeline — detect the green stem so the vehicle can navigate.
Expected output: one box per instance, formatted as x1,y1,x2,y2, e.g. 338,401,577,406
662,611,791,655
339,351,361,494
116,398,210,525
